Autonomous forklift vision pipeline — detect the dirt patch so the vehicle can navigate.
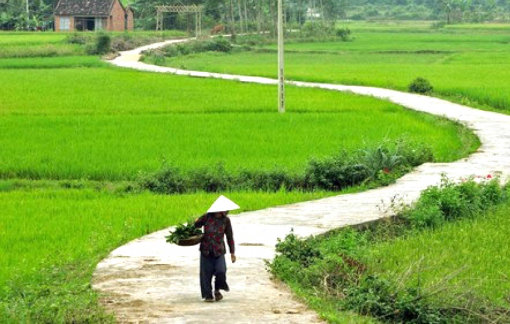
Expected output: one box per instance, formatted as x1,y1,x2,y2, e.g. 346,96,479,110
141,263,176,271
239,243,264,246
93,270,146,284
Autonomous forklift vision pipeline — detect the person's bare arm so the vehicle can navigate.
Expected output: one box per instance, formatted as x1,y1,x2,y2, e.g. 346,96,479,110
225,218,236,263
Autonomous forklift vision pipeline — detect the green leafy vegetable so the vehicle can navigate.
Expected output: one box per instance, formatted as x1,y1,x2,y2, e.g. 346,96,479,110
165,219,203,244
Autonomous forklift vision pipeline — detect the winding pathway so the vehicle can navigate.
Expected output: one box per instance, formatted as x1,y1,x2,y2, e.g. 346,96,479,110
92,39,510,323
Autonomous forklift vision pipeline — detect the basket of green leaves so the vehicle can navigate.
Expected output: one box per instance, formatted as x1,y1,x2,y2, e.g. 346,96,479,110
165,220,203,246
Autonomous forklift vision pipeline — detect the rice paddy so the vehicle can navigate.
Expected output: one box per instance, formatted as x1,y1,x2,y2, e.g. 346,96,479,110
0,67,473,181
153,22,510,113
365,203,510,306
0,24,491,322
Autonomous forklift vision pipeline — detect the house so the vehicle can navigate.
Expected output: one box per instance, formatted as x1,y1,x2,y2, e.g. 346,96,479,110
54,0,134,32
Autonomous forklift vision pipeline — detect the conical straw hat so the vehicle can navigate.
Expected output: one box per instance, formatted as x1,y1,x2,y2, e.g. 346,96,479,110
207,195,240,213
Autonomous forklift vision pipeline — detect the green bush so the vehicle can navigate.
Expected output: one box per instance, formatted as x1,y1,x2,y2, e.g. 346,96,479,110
408,77,433,94
300,21,336,38
187,163,232,192
344,276,444,323
336,27,352,41
236,168,297,192
66,33,88,45
138,165,186,194
304,153,369,191
403,176,507,229
110,34,133,51
152,37,233,59
138,138,433,194
86,33,111,55
275,230,321,267
206,37,232,52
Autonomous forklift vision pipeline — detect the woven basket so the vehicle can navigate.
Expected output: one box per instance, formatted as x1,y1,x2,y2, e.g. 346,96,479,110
177,234,203,246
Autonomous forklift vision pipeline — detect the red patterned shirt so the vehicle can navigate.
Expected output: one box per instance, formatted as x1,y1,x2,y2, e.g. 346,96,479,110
194,213,235,257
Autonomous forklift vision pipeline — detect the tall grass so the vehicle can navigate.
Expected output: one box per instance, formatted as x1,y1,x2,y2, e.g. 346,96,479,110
367,203,510,306
270,179,510,322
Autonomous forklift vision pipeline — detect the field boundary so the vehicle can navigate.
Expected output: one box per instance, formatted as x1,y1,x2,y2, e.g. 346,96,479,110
92,38,510,323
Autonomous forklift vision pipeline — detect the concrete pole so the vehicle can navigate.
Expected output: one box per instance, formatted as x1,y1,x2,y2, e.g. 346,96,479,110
277,0,285,113
26,0,30,29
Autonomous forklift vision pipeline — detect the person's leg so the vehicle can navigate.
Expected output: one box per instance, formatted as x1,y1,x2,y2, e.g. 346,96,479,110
213,254,229,292
200,254,214,300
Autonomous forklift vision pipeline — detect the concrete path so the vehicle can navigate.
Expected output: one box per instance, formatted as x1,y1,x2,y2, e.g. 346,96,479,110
92,39,510,323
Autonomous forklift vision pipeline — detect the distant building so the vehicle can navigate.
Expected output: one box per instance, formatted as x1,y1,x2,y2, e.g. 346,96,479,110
54,0,134,32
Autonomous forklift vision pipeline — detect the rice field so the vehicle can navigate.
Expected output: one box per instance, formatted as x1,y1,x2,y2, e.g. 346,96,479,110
0,187,333,321
153,22,510,113
0,26,483,322
0,30,186,58
365,203,510,306
0,67,474,181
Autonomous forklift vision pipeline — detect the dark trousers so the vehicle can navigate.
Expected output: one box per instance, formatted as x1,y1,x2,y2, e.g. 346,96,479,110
200,253,229,299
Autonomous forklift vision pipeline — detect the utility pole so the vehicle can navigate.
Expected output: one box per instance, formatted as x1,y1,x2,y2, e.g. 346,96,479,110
230,0,236,42
26,0,30,29
277,0,285,113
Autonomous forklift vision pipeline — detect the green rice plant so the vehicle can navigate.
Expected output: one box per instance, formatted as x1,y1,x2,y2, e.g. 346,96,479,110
0,68,475,181
0,188,333,322
0,43,85,58
270,179,510,323
148,23,510,114
0,56,105,69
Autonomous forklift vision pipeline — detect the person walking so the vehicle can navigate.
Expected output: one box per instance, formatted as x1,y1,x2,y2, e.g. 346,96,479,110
194,195,239,302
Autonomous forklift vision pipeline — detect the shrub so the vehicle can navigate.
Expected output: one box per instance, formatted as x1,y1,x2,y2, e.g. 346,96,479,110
408,77,433,94
86,33,111,55
138,165,186,194
336,27,352,41
344,276,444,323
137,138,434,194
152,52,166,66
431,21,446,29
235,34,271,47
110,34,133,51
66,33,87,45
275,230,320,267
175,43,192,55
187,163,232,192
154,37,233,59
395,137,433,167
300,21,335,38
206,37,232,52
235,168,296,192
361,144,404,182
304,153,369,191
162,45,179,57
402,176,507,229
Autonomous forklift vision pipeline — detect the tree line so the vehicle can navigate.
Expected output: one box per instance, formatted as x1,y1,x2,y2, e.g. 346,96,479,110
1,0,509,31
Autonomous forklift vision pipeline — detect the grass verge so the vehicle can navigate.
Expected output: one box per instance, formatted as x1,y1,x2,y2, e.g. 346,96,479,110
270,178,510,323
